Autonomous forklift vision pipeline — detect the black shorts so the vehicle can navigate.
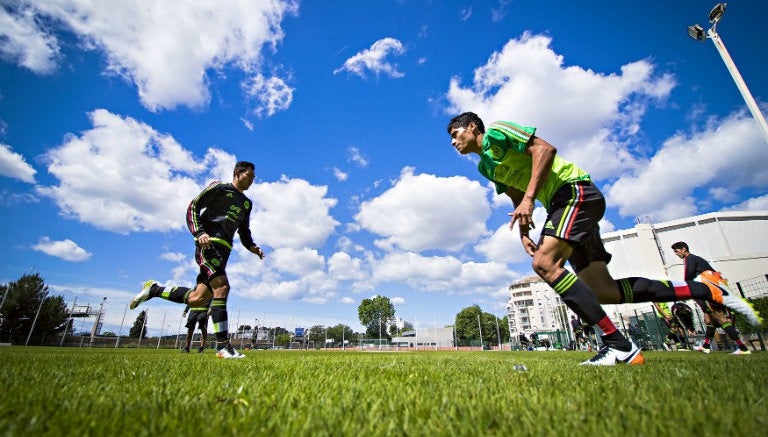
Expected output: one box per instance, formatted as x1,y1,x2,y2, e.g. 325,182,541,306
540,181,612,272
185,310,209,330
194,241,231,284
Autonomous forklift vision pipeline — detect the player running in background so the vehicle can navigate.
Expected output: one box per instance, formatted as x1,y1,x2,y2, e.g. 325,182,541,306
130,161,265,359
447,112,762,365
671,241,752,354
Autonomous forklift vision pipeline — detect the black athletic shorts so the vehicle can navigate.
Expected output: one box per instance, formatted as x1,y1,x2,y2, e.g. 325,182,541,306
194,241,231,284
185,310,209,330
540,181,612,273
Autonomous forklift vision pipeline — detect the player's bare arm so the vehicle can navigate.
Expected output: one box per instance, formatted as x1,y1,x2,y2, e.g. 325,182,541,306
509,136,556,229
506,187,538,256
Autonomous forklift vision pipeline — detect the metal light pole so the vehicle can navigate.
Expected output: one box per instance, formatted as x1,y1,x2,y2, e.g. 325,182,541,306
89,297,107,348
477,314,483,351
25,291,49,346
60,297,78,347
688,3,768,145
115,303,128,349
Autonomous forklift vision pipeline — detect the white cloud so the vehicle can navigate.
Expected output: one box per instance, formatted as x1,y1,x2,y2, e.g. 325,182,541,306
327,251,367,282
0,144,37,183
242,72,294,118
445,32,675,180
36,109,233,233
332,167,348,181
391,296,406,305
334,37,405,79
32,237,91,262
347,147,369,167
0,4,60,73
248,176,339,250
604,110,768,221
725,195,768,212
10,0,298,111
355,167,490,252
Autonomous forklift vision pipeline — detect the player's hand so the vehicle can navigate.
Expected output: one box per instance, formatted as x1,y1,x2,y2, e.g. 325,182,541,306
509,198,535,230
251,245,264,259
197,233,211,249
521,234,538,257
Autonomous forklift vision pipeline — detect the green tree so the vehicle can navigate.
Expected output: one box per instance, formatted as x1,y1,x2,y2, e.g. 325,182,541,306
327,323,354,346
275,333,290,347
358,295,395,340
0,273,69,344
307,324,326,345
455,305,504,347
129,310,148,338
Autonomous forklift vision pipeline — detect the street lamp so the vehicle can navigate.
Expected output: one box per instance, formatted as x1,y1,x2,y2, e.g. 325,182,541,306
688,3,768,144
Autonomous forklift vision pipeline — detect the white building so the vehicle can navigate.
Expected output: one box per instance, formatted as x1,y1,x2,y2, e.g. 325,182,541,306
506,276,570,339
391,327,455,349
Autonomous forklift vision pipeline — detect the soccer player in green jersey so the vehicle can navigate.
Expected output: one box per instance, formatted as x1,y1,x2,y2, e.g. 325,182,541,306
447,112,761,365
130,161,265,359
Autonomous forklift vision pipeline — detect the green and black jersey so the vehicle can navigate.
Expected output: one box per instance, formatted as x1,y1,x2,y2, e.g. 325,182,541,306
479,120,591,211
186,181,256,250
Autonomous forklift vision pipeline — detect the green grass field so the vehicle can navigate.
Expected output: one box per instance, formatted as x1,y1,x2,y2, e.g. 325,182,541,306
1,347,765,436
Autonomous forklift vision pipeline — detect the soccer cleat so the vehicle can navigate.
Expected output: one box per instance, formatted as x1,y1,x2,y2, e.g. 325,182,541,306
181,346,190,353
580,342,645,366
216,346,245,359
198,346,205,354
699,271,763,327
731,349,751,355
129,280,156,310
694,345,711,354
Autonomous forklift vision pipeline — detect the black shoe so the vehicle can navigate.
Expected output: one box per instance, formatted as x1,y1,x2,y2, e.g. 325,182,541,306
198,346,205,353
181,346,190,353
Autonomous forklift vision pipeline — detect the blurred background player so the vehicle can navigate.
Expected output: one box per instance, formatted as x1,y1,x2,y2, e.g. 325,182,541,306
130,161,265,359
671,241,752,355
181,302,210,353
653,301,695,350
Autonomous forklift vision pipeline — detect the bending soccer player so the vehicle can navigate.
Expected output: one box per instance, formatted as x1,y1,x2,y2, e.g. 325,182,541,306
671,241,752,354
447,112,762,365
130,161,265,359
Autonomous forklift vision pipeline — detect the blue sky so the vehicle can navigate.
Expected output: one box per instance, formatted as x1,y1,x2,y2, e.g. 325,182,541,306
2,1,767,336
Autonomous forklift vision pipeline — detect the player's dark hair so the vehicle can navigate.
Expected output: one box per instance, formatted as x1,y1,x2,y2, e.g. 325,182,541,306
233,161,255,177
671,241,689,251
447,112,485,134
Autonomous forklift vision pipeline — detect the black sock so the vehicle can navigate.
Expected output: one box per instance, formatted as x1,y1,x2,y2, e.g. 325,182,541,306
615,278,713,303
210,298,229,344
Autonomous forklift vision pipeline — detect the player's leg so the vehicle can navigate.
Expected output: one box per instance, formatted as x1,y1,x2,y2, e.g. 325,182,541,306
711,308,750,354
198,315,208,353
209,274,242,358
183,325,194,353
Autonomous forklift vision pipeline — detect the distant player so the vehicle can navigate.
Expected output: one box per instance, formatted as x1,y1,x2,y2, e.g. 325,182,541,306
671,242,752,354
130,161,265,359
447,112,762,365
181,302,210,353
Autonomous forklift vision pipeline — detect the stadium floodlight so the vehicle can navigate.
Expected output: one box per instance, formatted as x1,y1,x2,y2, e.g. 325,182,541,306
687,24,706,42
709,3,726,25
687,3,768,145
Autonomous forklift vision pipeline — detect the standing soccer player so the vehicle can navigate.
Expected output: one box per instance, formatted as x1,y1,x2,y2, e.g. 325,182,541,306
181,302,210,353
130,161,265,359
447,112,761,365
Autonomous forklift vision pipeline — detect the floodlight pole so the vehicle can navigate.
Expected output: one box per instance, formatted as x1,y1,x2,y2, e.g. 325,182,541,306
690,4,768,145
707,29,768,144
